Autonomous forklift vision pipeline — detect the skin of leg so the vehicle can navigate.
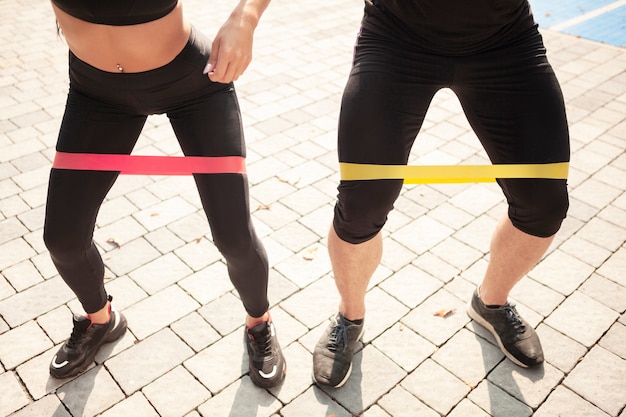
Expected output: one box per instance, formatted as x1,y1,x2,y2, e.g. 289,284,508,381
328,227,382,321
479,216,554,306
88,303,111,324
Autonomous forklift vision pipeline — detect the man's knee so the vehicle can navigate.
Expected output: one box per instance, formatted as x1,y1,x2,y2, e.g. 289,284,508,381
507,179,569,238
332,180,403,244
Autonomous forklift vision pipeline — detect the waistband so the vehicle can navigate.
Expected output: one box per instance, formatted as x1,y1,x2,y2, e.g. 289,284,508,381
68,25,209,89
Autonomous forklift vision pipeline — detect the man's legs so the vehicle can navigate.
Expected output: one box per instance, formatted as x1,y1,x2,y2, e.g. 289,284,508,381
480,216,554,306
329,228,382,321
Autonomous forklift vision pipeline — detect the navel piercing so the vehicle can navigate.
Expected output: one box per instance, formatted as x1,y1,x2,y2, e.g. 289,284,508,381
116,64,124,72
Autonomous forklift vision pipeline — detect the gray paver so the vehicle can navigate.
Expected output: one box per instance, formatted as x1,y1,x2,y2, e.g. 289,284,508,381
143,366,211,417
1,0,625,416
534,386,611,417
401,359,470,415
56,367,125,416
565,346,626,416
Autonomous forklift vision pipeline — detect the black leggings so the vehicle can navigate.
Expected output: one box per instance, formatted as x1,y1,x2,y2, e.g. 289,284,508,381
333,22,570,244
43,27,269,317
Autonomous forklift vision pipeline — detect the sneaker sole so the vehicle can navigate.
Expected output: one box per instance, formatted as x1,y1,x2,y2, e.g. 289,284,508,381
312,324,365,388
466,300,530,368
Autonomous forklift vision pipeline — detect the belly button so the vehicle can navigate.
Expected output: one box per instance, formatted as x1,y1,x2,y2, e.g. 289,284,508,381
116,64,124,72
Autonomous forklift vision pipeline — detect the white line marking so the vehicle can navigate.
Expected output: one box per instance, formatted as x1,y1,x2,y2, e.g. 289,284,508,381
549,0,626,31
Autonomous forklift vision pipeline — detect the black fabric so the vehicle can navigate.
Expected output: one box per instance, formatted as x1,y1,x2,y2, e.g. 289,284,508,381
333,23,569,244
52,0,177,26
363,0,536,55
44,28,270,317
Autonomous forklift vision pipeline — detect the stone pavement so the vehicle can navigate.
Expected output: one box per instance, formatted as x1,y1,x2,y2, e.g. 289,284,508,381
1,0,625,416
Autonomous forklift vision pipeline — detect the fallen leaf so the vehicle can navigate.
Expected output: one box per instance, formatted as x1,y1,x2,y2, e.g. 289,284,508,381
150,212,159,217
277,175,301,185
257,204,271,210
433,308,456,318
303,246,318,260
195,237,202,243
106,238,121,249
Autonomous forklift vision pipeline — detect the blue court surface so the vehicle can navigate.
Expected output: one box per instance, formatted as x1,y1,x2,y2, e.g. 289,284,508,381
530,0,626,47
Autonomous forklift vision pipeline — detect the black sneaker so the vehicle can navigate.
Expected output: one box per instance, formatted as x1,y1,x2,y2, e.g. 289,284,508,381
245,318,286,388
312,313,365,388
50,296,127,379
467,288,543,368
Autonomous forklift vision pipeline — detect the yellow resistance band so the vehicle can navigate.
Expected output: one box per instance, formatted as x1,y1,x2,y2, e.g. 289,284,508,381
339,162,569,184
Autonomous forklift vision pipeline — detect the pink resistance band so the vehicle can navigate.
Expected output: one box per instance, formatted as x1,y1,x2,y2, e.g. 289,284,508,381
52,152,246,175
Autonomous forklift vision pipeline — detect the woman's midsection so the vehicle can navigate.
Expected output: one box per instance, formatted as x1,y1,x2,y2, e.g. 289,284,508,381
52,2,191,73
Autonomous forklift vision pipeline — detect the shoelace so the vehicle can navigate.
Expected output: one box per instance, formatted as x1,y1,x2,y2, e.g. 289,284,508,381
503,304,526,333
250,327,273,356
66,319,89,349
327,315,349,352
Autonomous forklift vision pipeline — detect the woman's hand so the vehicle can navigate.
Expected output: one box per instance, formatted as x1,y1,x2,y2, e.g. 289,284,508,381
204,0,270,83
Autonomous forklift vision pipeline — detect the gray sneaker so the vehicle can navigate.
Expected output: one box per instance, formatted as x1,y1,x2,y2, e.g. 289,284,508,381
312,313,364,388
467,288,543,367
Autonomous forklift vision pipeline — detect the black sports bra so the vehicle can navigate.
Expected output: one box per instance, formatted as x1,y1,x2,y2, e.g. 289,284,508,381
51,0,178,26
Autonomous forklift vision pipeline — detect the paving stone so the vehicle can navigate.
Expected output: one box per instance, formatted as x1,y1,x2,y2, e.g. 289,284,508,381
599,322,626,360
545,291,619,347
320,346,406,415
0,371,30,416
596,246,626,287
197,292,247,336
447,399,490,417
379,264,443,309
390,216,454,256
280,386,352,417
361,404,392,417
7,394,71,417
0,320,52,369
565,346,626,416
377,386,439,417
534,386,611,417
170,312,221,353
360,287,410,343
2,260,44,293
576,217,625,253
453,215,496,253
101,238,161,277
177,262,234,305
57,366,125,417
269,341,313,405
93,216,147,251
468,380,533,417
528,249,595,296
197,377,280,417
98,392,159,417
279,276,341,329
508,277,565,317
106,328,194,395
16,347,70,400
535,323,588,373
402,289,470,346
128,253,193,295
487,360,564,409
144,226,185,254
381,237,423,272
580,273,626,313
123,285,200,340
433,328,503,387
174,238,226,272
372,322,436,373
0,238,37,272
401,359,470,415
184,330,247,394
143,366,211,417
274,248,332,289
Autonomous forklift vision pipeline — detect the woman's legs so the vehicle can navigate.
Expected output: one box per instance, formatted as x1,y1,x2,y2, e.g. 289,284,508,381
168,84,270,322
44,88,147,317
